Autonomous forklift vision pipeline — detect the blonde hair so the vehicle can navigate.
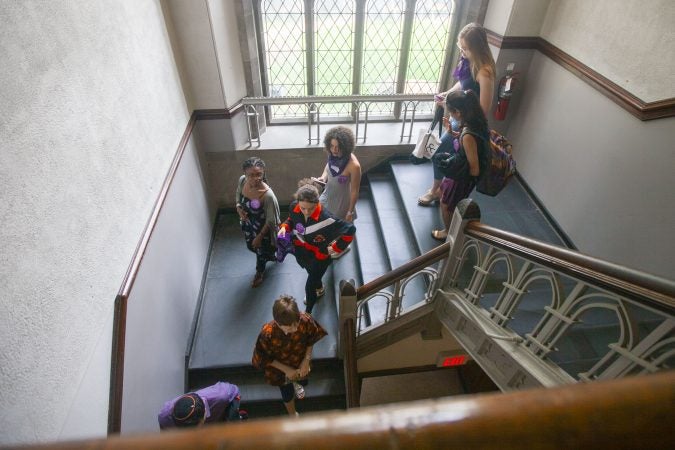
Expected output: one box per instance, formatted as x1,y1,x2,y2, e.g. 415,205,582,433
459,23,496,81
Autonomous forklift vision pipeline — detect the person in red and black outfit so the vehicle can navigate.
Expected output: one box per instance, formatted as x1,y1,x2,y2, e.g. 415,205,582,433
278,180,356,313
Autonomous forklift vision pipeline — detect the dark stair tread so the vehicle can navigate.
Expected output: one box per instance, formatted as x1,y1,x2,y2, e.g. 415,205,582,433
352,190,391,328
389,160,568,247
189,212,340,370
189,360,345,404
368,173,428,312
389,160,445,254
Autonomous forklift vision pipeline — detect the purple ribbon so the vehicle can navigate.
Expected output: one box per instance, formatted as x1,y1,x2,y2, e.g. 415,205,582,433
452,56,471,81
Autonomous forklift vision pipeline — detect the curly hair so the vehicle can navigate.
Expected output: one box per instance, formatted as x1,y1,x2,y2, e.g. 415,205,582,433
272,294,300,325
323,126,355,158
295,178,320,203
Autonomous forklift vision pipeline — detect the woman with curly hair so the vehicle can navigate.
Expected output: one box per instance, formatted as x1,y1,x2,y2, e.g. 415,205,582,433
235,157,280,287
313,126,361,223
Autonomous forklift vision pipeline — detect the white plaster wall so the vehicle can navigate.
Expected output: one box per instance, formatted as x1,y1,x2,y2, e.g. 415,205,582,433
483,0,514,36
506,0,550,36
358,329,462,373
0,0,189,445
540,0,675,102
507,52,675,279
121,139,212,434
162,0,226,110
208,0,248,107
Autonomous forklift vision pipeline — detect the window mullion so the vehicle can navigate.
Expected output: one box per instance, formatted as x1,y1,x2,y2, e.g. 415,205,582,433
394,0,417,119
305,0,315,96
440,0,464,91
350,0,366,118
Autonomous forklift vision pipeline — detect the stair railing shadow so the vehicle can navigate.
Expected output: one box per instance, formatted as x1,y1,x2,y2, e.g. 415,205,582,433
339,198,675,397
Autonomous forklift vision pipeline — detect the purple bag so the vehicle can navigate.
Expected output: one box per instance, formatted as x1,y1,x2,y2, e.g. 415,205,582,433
275,232,295,262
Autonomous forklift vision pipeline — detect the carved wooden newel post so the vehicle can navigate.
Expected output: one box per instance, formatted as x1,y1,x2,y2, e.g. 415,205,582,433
437,198,481,290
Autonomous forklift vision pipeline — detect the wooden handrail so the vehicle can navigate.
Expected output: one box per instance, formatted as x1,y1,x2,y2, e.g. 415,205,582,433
485,30,675,120
357,243,450,300
342,317,360,408
465,221,675,312
108,112,198,433
18,371,675,449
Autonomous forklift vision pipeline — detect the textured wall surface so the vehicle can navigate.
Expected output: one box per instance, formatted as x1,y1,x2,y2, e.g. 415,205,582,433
207,0,248,107
506,0,551,36
507,53,675,279
484,0,515,36
162,0,225,110
0,1,188,445
540,0,675,102
121,138,212,434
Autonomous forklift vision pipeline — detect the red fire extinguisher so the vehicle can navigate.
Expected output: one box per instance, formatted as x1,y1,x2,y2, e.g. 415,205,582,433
494,69,517,121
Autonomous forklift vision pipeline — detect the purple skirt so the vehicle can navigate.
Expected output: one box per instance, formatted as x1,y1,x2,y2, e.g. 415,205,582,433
440,176,475,213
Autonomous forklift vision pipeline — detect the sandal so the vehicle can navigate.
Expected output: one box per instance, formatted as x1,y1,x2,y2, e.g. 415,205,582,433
418,189,439,206
293,382,305,400
316,285,325,298
251,271,264,288
431,229,448,241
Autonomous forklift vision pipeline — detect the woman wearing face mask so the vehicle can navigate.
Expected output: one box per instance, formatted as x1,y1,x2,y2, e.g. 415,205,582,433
313,126,361,223
277,179,356,314
418,22,495,206
236,157,280,288
431,89,489,241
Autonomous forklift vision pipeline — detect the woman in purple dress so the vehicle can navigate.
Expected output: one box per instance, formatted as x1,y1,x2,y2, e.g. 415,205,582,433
418,23,495,206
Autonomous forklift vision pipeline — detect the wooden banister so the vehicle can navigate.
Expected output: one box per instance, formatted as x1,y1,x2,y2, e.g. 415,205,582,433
357,243,450,300
342,317,360,408
465,221,675,312
18,371,674,449
108,112,198,433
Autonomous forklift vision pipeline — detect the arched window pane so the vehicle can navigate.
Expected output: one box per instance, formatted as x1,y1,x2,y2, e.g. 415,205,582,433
261,0,306,118
361,0,405,116
407,0,455,114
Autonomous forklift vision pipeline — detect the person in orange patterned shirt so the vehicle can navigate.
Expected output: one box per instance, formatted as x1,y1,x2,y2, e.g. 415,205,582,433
252,295,327,416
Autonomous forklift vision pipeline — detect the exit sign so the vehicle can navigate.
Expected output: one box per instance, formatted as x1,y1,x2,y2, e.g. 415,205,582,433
441,355,467,367
436,351,469,367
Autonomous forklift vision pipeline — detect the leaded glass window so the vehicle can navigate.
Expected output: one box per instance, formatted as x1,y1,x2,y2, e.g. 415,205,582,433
258,0,457,121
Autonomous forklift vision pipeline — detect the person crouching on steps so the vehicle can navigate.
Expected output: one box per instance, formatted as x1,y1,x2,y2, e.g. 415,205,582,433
277,179,356,314
252,295,327,416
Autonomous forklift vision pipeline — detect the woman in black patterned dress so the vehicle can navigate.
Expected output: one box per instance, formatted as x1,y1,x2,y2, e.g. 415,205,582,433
236,157,280,287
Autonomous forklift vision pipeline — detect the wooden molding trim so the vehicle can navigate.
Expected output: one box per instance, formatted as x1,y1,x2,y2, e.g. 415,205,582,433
194,101,244,120
108,111,199,434
486,30,675,121
359,364,447,379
